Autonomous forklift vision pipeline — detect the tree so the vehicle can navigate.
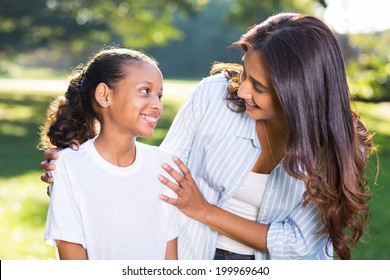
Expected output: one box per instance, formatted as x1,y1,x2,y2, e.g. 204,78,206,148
346,31,390,102
145,0,328,78
0,0,205,54
222,0,327,30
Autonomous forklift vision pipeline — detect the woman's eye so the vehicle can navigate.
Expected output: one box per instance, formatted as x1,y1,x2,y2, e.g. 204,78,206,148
240,71,246,82
254,87,264,93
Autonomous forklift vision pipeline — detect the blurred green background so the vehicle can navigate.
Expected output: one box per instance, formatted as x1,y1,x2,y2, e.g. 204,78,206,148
0,0,389,259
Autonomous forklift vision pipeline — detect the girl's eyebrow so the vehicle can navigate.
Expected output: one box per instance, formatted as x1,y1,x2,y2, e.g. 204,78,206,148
137,81,163,92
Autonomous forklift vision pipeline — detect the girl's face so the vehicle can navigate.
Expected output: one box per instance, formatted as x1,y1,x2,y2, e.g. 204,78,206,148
237,49,284,121
105,62,163,138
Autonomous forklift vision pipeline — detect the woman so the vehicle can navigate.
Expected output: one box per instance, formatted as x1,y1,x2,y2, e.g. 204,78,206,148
39,47,179,259
157,12,375,260
41,13,375,260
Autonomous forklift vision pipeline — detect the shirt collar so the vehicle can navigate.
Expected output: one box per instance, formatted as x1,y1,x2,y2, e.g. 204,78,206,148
235,112,261,148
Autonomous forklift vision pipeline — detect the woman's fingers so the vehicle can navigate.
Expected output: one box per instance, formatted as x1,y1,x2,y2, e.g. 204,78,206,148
41,172,53,184
161,156,195,188
43,148,59,161
159,193,178,206
171,156,190,175
161,162,188,188
39,160,55,171
158,175,182,193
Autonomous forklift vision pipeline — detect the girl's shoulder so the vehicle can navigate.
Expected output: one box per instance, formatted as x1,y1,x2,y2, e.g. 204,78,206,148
54,139,92,164
136,142,173,160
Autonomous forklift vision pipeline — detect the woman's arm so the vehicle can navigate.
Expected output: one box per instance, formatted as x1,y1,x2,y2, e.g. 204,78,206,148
159,157,269,253
164,238,178,260
56,240,88,260
160,157,330,259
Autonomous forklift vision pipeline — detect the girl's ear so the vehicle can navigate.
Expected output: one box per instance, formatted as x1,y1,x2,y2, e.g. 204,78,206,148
94,83,111,108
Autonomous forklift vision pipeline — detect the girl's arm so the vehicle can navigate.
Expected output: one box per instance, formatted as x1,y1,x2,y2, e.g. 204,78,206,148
164,238,178,260
56,240,88,260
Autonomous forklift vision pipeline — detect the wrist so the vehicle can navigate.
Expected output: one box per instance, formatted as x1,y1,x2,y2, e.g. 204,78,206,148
196,203,216,224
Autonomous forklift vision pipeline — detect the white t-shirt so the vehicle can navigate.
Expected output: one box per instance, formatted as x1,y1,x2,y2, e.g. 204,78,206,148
217,172,268,255
45,138,179,260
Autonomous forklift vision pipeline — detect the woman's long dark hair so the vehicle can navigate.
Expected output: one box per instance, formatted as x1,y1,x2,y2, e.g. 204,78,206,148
39,47,157,149
215,13,376,259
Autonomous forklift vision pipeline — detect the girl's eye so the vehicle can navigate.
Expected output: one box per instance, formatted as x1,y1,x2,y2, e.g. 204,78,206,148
158,94,163,100
140,88,149,94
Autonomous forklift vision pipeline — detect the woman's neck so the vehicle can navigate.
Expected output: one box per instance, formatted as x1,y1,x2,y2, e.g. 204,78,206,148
93,130,137,167
252,119,287,174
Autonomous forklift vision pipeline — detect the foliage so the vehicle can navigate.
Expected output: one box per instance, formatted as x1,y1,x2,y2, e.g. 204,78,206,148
352,102,390,259
145,0,244,79
346,31,390,102
145,0,327,78
222,0,327,30
0,0,206,54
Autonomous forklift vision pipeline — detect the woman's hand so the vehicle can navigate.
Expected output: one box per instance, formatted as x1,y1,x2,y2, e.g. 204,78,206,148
159,157,269,252
39,148,60,184
158,156,211,222
39,141,79,183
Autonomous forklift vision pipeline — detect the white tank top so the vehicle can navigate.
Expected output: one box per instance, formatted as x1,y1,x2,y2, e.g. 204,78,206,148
216,172,268,255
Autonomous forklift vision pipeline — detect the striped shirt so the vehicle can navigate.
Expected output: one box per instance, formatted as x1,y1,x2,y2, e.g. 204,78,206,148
160,73,333,260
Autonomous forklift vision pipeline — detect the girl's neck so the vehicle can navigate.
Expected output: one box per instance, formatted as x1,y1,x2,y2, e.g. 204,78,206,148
93,130,137,167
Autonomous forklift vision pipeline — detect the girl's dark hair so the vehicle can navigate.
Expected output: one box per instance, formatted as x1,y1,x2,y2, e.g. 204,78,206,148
39,47,157,149
214,13,376,259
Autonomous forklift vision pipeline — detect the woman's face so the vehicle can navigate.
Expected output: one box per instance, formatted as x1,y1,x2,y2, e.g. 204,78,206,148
237,49,284,121
105,62,163,138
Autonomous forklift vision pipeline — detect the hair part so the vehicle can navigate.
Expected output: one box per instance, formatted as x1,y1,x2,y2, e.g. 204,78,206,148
39,47,157,149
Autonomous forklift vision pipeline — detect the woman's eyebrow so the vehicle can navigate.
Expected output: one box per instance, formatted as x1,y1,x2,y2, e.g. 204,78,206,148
249,76,269,91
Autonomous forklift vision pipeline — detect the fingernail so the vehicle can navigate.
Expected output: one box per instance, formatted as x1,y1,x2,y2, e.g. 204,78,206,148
172,156,179,161
49,164,55,170
158,175,164,182
162,163,168,169
71,145,78,151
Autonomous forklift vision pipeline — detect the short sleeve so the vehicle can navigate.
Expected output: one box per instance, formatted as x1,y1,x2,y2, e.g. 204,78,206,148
266,201,329,259
45,161,86,248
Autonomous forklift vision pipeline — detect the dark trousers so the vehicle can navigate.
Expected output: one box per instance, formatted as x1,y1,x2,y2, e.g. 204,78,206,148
213,248,255,260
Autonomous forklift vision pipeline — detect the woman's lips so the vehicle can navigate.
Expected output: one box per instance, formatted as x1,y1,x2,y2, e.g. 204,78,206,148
244,100,258,111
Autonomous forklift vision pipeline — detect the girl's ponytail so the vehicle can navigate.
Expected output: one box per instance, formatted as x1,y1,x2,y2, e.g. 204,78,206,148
39,68,97,149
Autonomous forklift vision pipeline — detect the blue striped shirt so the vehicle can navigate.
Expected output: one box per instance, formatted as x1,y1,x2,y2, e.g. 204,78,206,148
160,73,332,260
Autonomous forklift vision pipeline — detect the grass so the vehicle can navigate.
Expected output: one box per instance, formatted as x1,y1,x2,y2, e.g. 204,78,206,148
0,87,389,260
0,67,69,80
350,102,390,259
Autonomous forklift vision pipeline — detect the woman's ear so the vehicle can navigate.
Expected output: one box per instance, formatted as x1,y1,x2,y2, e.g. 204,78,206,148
94,83,111,108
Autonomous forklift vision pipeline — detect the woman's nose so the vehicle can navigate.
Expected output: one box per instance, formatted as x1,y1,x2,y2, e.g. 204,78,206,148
237,81,251,99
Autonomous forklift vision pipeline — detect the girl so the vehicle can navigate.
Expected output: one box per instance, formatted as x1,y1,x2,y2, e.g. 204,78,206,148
39,48,179,260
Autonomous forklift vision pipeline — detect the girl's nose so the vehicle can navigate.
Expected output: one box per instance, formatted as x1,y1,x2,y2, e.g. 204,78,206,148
152,96,162,111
